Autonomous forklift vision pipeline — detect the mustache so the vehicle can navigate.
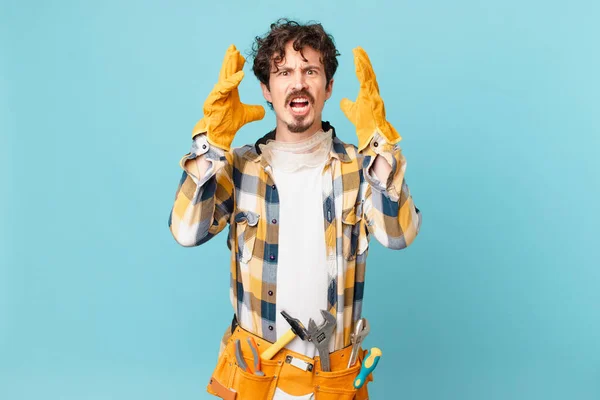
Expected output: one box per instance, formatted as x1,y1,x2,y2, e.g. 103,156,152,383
285,90,314,104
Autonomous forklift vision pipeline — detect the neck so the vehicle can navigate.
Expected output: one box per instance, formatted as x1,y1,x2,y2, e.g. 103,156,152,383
275,119,323,143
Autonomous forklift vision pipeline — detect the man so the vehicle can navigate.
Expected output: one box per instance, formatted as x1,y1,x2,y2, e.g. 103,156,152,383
169,19,422,400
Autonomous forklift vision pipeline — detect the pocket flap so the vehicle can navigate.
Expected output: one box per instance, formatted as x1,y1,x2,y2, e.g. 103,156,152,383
342,208,361,225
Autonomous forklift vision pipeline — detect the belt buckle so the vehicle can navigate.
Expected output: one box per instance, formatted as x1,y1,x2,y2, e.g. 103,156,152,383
285,355,314,372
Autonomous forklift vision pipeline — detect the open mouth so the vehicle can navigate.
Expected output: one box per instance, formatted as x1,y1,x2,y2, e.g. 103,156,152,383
288,96,311,116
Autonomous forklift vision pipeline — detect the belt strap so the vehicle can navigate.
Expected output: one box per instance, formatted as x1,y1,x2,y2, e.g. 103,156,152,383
230,313,238,334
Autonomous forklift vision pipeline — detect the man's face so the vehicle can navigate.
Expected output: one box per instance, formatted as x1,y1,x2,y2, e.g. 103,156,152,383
261,41,333,135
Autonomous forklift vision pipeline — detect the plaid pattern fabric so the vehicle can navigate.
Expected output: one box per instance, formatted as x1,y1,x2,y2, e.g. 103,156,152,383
168,121,422,350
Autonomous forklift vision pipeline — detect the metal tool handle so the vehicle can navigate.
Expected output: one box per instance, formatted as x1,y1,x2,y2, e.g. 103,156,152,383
234,340,250,373
247,337,265,376
348,346,360,368
347,318,368,368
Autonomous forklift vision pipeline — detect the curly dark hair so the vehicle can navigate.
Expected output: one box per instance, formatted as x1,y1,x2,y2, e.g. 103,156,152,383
250,18,340,96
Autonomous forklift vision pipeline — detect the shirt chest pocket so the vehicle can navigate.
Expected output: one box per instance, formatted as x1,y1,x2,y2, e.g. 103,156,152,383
234,210,260,264
342,208,367,261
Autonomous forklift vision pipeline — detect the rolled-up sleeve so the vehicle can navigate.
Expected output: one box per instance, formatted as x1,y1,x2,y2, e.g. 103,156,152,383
168,134,233,247
361,133,422,249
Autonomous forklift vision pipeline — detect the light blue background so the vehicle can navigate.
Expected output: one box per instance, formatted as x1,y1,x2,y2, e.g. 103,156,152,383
2,0,599,399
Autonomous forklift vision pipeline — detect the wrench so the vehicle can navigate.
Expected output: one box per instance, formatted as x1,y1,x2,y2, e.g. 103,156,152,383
347,318,370,368
307,309,336,372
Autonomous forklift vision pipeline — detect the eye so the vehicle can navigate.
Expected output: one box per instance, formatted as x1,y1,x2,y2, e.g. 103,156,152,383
307,69,315,75
280,71,289,76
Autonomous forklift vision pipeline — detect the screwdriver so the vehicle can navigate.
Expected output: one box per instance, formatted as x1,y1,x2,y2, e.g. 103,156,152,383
353,347,382,389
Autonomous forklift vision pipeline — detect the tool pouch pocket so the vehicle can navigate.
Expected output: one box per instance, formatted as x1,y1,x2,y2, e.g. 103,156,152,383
313,349,372,400
234,210,260,264
207,351,236,399
208,337,282,400
230,366,277,399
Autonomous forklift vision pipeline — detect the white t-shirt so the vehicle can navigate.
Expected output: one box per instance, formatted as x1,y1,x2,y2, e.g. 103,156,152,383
261,130,333,358
271,162,329,357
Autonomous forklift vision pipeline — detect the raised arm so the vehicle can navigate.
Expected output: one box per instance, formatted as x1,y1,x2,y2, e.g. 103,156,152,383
341,47,422,249
168,44,265,246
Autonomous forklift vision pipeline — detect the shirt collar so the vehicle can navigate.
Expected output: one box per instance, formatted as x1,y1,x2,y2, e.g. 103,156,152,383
244,121,352,163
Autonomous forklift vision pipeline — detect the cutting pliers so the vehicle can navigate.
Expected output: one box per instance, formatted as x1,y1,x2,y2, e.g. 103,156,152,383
235,337,265,376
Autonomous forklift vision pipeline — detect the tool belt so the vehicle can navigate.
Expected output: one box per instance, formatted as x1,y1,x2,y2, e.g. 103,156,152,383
207,322,373,399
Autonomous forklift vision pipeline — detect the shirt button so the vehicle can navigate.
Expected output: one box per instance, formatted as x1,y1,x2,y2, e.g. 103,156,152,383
373,142,379,147
268,290,273,296
271,218,277,224
269,254,275,261
268,325,274,331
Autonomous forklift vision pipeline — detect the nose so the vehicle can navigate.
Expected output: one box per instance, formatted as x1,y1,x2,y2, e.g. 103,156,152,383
292,71,308,91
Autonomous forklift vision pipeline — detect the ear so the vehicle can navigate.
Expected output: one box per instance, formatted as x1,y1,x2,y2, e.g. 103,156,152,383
260,82,273,103
325,79,334,101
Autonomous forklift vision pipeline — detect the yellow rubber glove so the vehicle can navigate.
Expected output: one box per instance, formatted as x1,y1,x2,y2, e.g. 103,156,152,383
340,47,402,152
192,44,265,151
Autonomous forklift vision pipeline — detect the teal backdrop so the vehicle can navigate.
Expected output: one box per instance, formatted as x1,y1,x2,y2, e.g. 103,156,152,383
1,0,599,399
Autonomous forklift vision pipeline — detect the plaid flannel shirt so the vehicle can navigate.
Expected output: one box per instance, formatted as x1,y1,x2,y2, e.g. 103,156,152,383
168,121,422,350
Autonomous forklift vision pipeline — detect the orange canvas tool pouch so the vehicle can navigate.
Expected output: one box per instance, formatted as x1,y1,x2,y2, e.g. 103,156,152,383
206,325,373,400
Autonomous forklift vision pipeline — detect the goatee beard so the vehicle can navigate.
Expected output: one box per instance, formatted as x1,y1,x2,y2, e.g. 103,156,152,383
287,117,314,133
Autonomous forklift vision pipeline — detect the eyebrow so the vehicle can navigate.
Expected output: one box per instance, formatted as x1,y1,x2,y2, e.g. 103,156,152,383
272,65,323,74
302,65,322,71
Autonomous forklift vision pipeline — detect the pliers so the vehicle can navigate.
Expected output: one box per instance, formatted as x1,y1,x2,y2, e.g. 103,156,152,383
235,337,265,376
